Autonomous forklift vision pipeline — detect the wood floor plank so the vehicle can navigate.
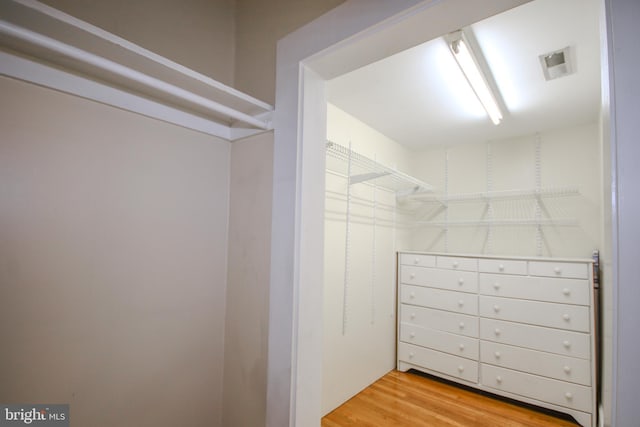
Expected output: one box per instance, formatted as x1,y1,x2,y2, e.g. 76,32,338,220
322,370,580,427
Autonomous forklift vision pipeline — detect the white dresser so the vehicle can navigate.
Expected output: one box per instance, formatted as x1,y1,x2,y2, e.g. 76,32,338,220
397,252,597,427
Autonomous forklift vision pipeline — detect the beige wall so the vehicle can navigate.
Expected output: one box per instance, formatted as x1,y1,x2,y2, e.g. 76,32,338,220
0,2,354,427
234,0,346,103
39,0,345,102
0,76,231,427
39,0,236,85
223,133,273,427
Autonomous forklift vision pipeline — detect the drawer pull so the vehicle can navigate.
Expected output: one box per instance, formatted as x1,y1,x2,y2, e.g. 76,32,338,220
409,292,415,299
409,352,415,359
563,340,571,348
458,300,464,307
554,266,562,275
453,261,459,268
410,312,416,320
493,305,500,313
459,343,465,351
457,365,464,372
564,366,572,374
414,258,420,265
498,264,505,271
409,332,416,338
565,392,573,400
563,314,571,321
458,322,465,330
410,273,416,279
494,351,501,359
496,375,503,384
494,328,501,336
493,283,500,290
563,288,571,296
458,278,464,285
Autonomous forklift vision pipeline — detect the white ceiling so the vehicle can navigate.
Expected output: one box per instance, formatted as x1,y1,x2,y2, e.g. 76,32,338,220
326,0,602,150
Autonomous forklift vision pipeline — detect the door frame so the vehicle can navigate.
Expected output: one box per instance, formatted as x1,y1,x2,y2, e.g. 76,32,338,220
267,0,636,425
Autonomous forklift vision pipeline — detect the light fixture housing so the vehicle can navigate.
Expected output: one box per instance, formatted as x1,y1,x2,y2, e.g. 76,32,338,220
446,30,503,125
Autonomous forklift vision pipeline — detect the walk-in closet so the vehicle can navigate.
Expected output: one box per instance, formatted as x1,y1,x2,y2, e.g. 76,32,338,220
322,0,604,425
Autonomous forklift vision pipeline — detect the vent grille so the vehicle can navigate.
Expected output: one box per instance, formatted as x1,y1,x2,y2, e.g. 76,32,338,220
539,46,573,81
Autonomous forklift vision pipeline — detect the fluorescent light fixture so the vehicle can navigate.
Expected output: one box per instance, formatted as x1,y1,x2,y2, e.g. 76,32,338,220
447,31,503,125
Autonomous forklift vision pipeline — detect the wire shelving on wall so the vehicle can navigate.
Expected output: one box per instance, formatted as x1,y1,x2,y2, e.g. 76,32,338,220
326,141,432,197
325,140,433,335
406,137,585,257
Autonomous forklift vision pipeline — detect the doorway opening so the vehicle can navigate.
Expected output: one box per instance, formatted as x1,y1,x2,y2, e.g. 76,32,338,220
269,0,613,425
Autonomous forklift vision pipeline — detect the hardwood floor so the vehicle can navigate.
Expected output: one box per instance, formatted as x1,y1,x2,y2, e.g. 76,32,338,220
322,370,580,427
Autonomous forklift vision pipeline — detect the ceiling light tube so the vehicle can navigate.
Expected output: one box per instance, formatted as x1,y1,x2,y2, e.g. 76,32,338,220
448,31,503,125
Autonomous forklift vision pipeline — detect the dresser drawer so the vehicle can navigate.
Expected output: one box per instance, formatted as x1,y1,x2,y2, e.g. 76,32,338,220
400,304,478,337
401,284,478,316
399,253,436,267
400,266,478,293
480,341,591,386
480,319,590,359
479,273,590,305
400,323,479,360
478,258,527,275
529,261,590,279
436,256,478,272
481,364,592,413
398,342,478,383
479,296,590,332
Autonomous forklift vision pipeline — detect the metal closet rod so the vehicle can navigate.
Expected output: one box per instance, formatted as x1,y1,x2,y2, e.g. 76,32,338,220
0,20,270,130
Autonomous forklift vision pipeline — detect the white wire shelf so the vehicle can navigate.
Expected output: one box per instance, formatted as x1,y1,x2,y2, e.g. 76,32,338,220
326,141,433,196
415,218,579,227
407,186,580,204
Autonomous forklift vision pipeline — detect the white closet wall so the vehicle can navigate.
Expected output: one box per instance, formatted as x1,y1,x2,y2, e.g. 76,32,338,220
323,104,412,414
407,122,602,258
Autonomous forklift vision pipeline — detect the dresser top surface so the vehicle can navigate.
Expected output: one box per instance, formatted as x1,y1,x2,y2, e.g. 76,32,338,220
398,251,594,264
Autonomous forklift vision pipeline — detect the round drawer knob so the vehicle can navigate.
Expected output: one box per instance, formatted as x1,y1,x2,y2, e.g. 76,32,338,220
453,261,459,268
496,376,503,384
498,264,505,271
494,328,501,336
409,352,415,358
410,292,415,299
458,300,464,307
563,340,571,348
457,365,464,372
410,273,416,279
493,283,500,290
563,314,571,321
565,392,573,400
458,322,465,329
494,351,501,359
409,332,416,338
554,267,562,274
563,288,571,296
564,366,572,374
493,305,500,313
459,343,465,351
410,313,416,320
458,278,464,285
414,258,420,265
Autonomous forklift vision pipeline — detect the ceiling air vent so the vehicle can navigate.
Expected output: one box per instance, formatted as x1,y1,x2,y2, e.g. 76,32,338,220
539,46,573,81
